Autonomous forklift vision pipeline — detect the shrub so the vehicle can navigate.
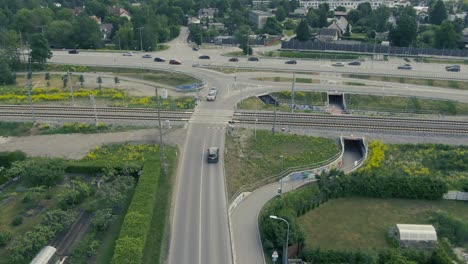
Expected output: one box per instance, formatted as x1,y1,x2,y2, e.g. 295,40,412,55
111,158,161,264
0,151,27,168
11,215,23,226
7,158,66,187
0,231,12,247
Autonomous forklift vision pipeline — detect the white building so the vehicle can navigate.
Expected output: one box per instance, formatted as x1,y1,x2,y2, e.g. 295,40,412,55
396,224,437,249
249,10,275,29
299,0,409,10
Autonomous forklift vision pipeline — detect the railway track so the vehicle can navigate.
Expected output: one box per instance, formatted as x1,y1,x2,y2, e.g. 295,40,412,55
0,105,193,121
233,111,468,135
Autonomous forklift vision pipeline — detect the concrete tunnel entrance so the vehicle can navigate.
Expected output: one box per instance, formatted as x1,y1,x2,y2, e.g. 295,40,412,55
341,137,366,170
328,92,346,113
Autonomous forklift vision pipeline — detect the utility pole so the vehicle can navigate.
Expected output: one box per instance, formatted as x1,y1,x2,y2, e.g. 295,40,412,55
26,77,36,123
90,95,98,126
137,27,144,51
68,70,75,106
155,88,166,177
289,73,295,133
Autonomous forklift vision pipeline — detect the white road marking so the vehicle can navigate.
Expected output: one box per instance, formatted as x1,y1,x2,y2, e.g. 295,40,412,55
199,140,206,264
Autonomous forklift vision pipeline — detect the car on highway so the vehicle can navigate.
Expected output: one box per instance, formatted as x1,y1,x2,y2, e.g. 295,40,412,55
192,46,199,51
248,57,259,62
199,55,210,60
397,64,412,70
142,54,152,58
206,87,218,101
285,60,297,64
122,52,134,56
445,65,460,72
348,61,361,66
169,59,181,65
68,49,79,54
207,147,219,163
332,62,345,67
154,57,166,62
228,57,239,62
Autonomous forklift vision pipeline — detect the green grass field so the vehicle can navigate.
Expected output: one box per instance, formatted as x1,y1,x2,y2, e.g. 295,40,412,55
344,74,468,90
298,197,468,250
225,129,340,199
265,51,367,60
254,77,319,84
0,121,33,136
346,94,468,115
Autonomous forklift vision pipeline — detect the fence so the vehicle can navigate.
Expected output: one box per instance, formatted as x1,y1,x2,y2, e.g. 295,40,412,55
281,40,468,58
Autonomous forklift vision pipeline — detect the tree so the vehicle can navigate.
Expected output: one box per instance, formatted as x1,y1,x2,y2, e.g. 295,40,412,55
296,19,311,41
370,6,391,32
0,60,15,85
357,2,372,17
91,208,114,231
318,3,329,28
263,17,283,35
307,9,319,28
434,20,458,48
347,9,362,24
429,0,447,25
79,74,84,87
72,14,103,49
46,20,74,48
113,26,134,50
276,6,286,22
45,72,50,87
389,15,417,47
7,159,66,187
284,18,296,30
344,24,351,37
97,76,103,89
335,6,346,12
29,33,52,67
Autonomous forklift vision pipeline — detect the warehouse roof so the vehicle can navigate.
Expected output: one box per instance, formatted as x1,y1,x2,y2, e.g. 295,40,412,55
397,224,437,241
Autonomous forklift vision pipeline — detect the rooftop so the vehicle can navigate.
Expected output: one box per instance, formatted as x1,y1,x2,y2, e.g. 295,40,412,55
396,224,437,241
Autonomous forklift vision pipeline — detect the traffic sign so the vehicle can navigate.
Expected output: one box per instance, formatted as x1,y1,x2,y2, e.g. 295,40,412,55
272,251,278,258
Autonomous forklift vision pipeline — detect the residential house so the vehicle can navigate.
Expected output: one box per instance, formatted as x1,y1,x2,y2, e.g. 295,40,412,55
448,12,467,22
387,15,397,27
328,16,351,35
89,15,101,24
300,0,409,10
208,22,225,31
252,0,271,10
109,6,132,20
198,8,218,19
293,7,309,17
100,23,114,41
317,28,339,41
249,10,275,29
334,11,347,19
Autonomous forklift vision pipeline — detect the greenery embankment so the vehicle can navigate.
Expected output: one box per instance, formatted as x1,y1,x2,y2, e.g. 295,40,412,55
259,141,468,263
344,74,468,90
224,129,340,199
347,94,468,115
254,76,319,84
0,73,195,108
265,50,367,60
0,121,153,137
238,91,327,112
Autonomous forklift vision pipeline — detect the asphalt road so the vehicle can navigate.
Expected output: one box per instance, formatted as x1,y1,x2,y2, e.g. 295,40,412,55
45,28,468,264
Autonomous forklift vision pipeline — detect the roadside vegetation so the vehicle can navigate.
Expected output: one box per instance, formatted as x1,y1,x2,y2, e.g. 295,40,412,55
344,74,468,90
253,76,319,84
346,94,468,115
0,143,177,264
259,141,468,263
238,91,327,112
414,58,468,65
224,129,340,199
0,73,195,108
0,121,154,137
264,51,367,60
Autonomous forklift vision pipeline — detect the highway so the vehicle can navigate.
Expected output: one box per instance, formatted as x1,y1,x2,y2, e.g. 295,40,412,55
43,27,468,264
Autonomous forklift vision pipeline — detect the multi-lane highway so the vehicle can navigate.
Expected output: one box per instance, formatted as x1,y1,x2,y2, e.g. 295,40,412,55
41,27,468,264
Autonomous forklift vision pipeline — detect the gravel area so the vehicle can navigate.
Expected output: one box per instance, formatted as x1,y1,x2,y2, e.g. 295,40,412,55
237,124,468,146
0,128,187,159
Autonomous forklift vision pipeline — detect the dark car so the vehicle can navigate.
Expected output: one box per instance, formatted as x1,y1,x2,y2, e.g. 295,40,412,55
68,49,79,54
228,57,239,62
192,46,199,51
348,61,361,66
398,64,412,70
154,57,166,62
248,57,259,62
445,65,460,72
199,55,210,60
207,147,219,163
285,60,297,64
169,59,181,65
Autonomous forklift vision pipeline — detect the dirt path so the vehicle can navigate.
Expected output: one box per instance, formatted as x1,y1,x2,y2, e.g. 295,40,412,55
0,128,187,159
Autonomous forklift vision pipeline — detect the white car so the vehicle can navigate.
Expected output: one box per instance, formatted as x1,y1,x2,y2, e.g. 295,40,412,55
332,62,345,67
206,88,218,101
123,52,134,56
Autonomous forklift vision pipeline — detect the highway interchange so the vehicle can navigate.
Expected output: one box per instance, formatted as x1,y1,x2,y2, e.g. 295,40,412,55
44,27,468,264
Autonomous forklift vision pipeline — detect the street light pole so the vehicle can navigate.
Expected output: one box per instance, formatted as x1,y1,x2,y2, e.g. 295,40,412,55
155,87,166,177
289,73,295,132
137,27,144,51
270,215,290,264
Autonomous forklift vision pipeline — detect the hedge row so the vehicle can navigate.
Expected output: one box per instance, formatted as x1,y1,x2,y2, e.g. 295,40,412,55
0,151,27,168
66,161,141,175
111,157,161,264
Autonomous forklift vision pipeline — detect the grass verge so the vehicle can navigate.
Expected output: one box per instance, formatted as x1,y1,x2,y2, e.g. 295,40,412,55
0,121,33,136
344,74,468,90
254,77,319,84
141,147,178,264
265,50,367,60
346,94,468,115
224,129,341,199
298,197,468,250
414,58,468,65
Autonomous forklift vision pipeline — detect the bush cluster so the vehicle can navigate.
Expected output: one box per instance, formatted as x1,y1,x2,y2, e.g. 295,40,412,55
111,158,161,264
